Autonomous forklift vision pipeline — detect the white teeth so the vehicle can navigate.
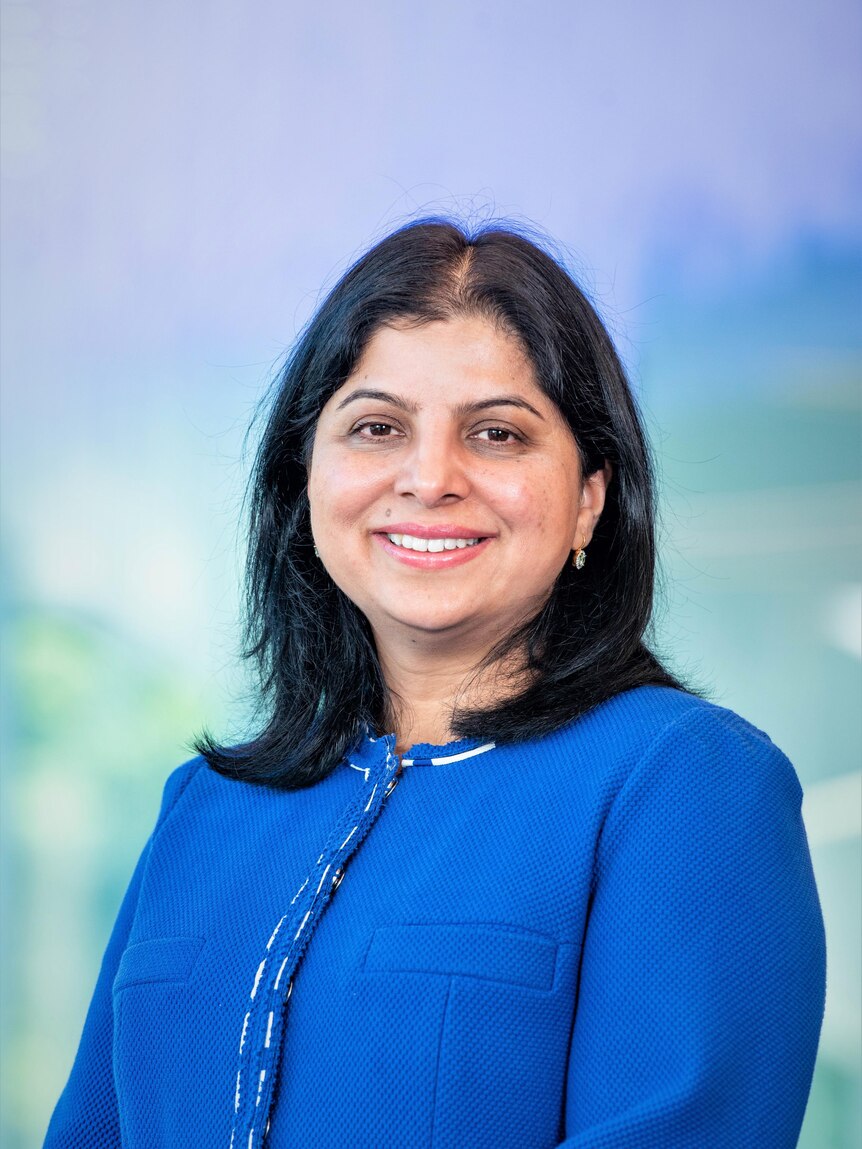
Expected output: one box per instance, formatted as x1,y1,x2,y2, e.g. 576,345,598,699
386,532,482,551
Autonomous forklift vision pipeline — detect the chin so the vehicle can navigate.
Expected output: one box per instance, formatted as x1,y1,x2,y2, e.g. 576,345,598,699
381,605,496,639
385,610,469,632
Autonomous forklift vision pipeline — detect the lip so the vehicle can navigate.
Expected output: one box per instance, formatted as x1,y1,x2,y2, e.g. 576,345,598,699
373,522,496,540
373,531,493,569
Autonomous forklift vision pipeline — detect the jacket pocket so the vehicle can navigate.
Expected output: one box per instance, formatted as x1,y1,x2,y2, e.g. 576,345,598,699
113,936,205,993
362,921,558,991
112,937,209,1146
362,922,574,1149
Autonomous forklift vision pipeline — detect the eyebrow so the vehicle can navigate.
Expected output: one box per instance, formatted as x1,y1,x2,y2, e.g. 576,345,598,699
335,388,545,420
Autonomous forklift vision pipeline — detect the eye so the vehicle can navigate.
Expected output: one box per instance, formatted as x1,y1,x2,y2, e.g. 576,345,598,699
351,420,401,439
472,426,523,445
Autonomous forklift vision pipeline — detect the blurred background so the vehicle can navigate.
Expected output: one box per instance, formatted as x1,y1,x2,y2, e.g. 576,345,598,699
1,1,859,1145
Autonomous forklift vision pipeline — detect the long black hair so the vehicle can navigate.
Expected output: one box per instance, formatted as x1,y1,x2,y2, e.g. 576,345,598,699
194,218,690,789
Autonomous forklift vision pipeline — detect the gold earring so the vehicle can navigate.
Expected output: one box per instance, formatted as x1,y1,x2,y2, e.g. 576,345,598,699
573,534,587,570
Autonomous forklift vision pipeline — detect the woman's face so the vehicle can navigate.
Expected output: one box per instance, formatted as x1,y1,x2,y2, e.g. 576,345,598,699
308,314,610,654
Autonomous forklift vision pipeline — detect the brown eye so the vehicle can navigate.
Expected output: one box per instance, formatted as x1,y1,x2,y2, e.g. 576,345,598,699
474,427,521,444
353,421,398,438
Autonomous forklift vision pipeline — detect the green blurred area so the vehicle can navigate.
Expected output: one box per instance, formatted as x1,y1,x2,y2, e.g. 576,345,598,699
0,602,230,1144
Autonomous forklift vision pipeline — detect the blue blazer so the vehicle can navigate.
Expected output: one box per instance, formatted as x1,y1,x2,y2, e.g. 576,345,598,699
45,685,826,1147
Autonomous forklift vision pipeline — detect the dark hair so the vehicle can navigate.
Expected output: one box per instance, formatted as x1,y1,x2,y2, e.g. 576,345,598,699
194,217,689,789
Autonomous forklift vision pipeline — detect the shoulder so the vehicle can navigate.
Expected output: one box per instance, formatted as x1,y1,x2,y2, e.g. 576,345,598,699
577,682,795,766
629,685,800,791
153,753,207,829
574,686,805,863
148,747,357,843
549,684,802,812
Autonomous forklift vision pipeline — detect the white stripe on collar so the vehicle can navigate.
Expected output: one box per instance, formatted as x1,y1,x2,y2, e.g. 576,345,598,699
401,741,497,767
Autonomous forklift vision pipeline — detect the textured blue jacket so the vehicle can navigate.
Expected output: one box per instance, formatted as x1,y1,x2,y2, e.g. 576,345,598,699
45,685,826,1148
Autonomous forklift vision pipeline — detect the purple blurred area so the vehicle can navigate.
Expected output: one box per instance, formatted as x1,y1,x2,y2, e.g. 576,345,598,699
1,2,859,1145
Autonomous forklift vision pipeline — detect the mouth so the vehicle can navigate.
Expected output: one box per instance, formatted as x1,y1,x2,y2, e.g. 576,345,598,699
383,531,485,553
372,526,494,568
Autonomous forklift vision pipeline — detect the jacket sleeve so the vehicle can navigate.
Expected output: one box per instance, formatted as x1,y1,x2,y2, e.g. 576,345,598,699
43,757,201,1148
559,707,827,1148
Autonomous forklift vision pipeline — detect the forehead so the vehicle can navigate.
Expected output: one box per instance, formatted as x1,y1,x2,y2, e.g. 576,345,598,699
334,315,547,405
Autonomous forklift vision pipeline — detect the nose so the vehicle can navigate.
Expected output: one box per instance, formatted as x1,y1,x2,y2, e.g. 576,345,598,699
392,430,471,506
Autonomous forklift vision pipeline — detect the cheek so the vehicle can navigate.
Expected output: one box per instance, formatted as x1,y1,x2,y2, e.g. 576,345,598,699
308,450,388,532
482,464,578,538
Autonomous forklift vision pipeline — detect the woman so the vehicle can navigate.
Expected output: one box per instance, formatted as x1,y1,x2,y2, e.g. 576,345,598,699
46,220,826,1148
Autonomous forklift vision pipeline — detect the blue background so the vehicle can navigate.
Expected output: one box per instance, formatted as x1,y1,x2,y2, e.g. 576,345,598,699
1,2,859,1144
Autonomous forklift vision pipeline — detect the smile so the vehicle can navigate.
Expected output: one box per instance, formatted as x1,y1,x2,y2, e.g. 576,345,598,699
386,532,482,552
373,530,493,569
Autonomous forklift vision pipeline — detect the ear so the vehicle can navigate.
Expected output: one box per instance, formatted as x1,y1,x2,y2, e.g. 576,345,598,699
573,460,613,549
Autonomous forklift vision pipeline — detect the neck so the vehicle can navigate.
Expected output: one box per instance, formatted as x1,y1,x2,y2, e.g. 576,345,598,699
374,627,529,753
